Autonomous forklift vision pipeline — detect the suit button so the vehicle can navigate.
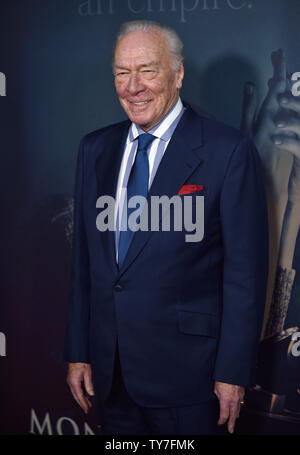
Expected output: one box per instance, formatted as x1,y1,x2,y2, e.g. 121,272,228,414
114,284,123,292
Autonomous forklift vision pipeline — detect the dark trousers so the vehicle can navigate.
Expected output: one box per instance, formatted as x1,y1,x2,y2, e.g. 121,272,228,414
98,344,227,435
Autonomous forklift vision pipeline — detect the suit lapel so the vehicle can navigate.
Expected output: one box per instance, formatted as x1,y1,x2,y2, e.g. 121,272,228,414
119,107,206,276
95,120,130,274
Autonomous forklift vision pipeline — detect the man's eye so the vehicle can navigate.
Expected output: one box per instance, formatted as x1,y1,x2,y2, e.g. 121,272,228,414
116,72,129,77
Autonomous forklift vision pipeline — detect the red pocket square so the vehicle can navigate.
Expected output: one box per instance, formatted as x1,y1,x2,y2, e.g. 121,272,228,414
178,185,204,195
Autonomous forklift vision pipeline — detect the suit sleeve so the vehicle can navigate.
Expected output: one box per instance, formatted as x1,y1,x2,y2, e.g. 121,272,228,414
213,137,269,387
64,138,91,363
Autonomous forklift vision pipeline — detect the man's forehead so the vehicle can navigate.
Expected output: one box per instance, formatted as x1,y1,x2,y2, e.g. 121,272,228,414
114,60,160,69
114,38,170,69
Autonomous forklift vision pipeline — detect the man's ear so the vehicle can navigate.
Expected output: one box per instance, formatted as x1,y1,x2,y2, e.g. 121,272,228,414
176,63,184,89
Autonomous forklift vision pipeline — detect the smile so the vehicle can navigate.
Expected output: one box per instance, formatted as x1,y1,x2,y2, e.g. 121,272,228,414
132,101,149,106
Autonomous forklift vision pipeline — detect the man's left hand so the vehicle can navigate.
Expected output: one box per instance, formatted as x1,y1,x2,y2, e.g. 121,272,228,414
214,381,245,434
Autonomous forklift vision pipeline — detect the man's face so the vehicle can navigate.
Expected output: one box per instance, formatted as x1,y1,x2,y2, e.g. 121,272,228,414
114,30,184,131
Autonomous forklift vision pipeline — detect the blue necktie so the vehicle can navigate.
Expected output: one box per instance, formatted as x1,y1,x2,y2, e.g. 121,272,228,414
118,133,155,268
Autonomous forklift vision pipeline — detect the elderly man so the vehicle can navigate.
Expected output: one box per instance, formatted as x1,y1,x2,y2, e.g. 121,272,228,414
65,20,268,435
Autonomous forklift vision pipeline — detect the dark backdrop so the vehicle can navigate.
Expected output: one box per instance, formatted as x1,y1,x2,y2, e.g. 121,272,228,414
1,0,300,435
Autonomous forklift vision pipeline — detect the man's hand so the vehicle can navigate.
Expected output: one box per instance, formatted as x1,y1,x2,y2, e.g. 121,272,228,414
214,381,245,434
240,49,288,193
67,362,95,414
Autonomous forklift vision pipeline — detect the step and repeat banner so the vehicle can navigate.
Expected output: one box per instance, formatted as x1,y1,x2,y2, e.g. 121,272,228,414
1,0,300,435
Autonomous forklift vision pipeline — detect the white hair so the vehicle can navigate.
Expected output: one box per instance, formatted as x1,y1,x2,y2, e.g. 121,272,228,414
114,20,184,71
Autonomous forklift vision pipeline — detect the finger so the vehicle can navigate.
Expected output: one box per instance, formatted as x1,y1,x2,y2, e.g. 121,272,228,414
71,389,90,413
271,48,286,81
71,384,90,413
272,135,300,158
286,72,294,92
263,79,287,113
259,50,286,115
75,392,91,414
267,77,273,90
268,76,292,92
276,117,300,136
83,368,95,397
279,95,300,115
69,381,90,414
227,403,239,434
218,399,230,426
268,72,292,91
240,82,257,136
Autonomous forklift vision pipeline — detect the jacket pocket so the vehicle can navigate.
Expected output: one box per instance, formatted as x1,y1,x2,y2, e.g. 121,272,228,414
178,311,220,338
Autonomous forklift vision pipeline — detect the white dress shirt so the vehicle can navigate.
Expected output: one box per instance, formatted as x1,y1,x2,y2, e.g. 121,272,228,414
114,97,185,260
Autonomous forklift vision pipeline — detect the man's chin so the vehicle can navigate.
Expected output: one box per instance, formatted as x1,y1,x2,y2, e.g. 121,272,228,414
127,113,153,130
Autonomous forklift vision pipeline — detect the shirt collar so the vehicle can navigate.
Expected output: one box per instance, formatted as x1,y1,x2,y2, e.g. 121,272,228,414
128,97,184,144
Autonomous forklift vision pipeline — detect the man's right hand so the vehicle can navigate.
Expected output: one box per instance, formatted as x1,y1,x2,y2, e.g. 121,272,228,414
67,362,95,414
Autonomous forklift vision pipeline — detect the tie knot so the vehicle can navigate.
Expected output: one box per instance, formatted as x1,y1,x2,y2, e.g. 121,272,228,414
137,133,155,152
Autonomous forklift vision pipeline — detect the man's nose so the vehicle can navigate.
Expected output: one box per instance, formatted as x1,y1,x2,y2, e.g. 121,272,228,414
126,73,144,95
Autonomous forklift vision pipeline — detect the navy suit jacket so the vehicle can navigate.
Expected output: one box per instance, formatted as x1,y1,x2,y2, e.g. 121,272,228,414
65,104,269,407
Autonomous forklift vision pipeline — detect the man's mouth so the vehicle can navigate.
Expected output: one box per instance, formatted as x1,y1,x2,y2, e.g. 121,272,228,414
130,100,150,106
